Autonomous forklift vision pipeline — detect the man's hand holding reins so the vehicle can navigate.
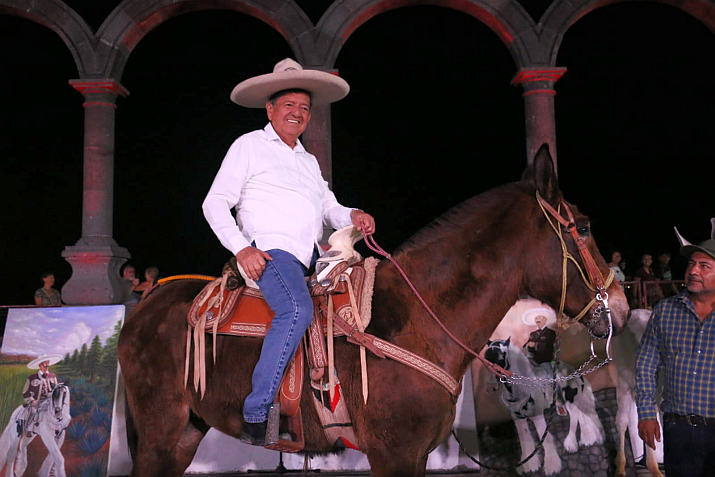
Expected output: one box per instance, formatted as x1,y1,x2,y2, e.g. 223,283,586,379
351,209,376,236
236,247,273,281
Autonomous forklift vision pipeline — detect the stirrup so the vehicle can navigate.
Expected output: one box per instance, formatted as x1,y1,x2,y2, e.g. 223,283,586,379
264,403,305,452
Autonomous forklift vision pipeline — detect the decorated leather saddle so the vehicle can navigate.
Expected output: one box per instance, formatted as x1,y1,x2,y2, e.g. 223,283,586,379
181,226,461,452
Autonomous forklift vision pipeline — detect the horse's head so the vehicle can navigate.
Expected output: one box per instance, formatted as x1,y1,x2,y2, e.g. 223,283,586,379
484,337,511,370
51,384,70,420
520,145,629,337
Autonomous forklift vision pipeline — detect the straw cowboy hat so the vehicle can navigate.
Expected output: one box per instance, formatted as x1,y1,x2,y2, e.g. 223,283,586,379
230,58,350,108
27,353,63,369
674,217,715,260
521,307,557,327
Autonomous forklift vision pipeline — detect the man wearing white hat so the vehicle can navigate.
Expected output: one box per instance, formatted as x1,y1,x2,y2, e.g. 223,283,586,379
636,219,715,477
23,353,61,405
522,307,557,365
203,58,376,445
18,353,62,436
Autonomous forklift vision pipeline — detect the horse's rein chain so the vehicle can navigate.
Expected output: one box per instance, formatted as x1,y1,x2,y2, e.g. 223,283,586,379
362,190,616,387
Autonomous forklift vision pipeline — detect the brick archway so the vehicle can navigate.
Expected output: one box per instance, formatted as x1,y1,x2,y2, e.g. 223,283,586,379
0,0,95,76
95,0,315,79
541,0,715,66
314,0,535,67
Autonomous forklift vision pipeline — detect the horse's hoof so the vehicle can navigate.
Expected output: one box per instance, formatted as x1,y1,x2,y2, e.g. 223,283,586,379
521,458,541,474
563,438,578,453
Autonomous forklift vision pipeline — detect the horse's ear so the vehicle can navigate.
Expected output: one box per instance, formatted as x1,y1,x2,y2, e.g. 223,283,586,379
505,336,511,346
522,144,562,205
487,339,493,346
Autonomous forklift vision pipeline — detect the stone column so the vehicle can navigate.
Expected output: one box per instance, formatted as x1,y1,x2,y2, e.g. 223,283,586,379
301,67,337,244
61,79,131,305
511,67,567,169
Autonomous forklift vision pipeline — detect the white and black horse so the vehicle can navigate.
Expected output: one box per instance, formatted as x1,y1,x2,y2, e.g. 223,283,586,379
611,309,664,477
484,338,604,475
0,384,71,477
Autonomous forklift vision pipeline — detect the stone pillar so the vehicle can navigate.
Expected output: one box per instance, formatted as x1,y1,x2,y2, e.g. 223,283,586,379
301,67,337,244
302,66,337,187
61,79,131,305
511,67,567,169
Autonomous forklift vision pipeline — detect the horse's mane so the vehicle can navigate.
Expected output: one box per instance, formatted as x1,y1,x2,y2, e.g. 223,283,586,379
393,181,531,257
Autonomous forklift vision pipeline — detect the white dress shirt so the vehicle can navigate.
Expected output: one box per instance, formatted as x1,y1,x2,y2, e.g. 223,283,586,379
203,123,354,267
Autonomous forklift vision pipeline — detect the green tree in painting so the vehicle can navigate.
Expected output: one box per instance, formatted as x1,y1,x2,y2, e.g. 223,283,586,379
78,343,88,376
71,349,79,366
87,335,103,382
99,320,122,391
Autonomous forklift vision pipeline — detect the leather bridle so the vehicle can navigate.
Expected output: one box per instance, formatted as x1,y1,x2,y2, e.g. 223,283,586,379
361,190,617,384
535,191,615,363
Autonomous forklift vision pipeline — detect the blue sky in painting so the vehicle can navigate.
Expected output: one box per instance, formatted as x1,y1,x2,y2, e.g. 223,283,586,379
1,306,125,357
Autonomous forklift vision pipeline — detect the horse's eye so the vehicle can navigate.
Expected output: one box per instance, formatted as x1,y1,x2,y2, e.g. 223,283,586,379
578,226,590,237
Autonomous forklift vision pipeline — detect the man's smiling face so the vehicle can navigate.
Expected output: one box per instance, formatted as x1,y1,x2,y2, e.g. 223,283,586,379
266,91,311,148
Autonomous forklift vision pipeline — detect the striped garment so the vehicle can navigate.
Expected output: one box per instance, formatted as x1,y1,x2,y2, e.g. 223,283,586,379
635,291,715,421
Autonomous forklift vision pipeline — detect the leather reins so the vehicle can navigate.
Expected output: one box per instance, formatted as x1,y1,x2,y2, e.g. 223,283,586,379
362,233,514,379
361,190,616,383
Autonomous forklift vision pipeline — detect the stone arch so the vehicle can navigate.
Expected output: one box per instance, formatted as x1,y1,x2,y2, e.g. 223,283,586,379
541,0,715,65
314,0,536,68
0,0,96,76
95,0,315,79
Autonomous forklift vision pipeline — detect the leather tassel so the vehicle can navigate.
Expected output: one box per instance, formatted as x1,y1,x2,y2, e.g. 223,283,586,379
345,274,368,404
327,294,336,404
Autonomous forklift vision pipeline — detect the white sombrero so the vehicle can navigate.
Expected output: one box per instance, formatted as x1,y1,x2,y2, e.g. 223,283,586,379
27,353,63,369
230,58,350,108
521,307,557,327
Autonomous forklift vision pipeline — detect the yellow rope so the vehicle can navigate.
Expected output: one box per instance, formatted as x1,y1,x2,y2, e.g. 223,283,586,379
158,274,216,285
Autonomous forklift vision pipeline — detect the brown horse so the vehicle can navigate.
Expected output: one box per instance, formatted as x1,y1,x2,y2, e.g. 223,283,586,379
118,146,629,477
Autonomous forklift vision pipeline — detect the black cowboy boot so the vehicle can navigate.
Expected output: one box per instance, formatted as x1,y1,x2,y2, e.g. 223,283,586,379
240,421,268,446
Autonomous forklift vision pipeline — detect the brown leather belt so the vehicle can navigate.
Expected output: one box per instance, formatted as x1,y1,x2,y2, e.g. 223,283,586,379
664,412,715,426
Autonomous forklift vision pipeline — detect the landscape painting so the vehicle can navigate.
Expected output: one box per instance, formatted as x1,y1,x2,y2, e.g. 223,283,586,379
0,305,125,477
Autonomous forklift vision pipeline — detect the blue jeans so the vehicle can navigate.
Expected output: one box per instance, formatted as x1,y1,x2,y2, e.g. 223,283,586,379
243,248,318,423
663,414,715,477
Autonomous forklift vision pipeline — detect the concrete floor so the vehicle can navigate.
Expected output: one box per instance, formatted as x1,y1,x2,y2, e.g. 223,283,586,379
177,468,660,476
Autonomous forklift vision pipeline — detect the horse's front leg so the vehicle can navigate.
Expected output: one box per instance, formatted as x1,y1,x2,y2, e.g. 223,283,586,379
14,435,34,477
38,431,66,477
531,414,562,476
573,383,605,447
562,401,579,453
37,431,65,477
614,394,633,476
513,418,541,474
365,448,428,477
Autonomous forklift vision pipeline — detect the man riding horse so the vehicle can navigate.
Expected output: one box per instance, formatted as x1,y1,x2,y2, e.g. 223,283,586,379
202,58,376,446
18,353,62,436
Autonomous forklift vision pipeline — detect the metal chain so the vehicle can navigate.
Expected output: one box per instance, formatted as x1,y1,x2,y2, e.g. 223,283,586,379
499,292,614,388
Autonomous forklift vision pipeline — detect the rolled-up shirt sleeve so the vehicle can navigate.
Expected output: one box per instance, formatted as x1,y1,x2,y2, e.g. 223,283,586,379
635,314,662,421
202,138,253,256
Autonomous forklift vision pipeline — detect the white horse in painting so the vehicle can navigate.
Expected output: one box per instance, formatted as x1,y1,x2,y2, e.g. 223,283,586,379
611,309,664,477
485,338,605,475
0,384,71,477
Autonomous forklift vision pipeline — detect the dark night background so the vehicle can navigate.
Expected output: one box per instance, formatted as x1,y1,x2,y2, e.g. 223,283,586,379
0,1,713,305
